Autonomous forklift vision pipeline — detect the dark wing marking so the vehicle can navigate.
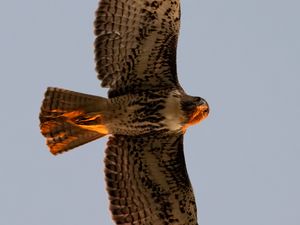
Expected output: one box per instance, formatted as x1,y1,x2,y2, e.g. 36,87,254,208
94,0,181,97
105,133,198,225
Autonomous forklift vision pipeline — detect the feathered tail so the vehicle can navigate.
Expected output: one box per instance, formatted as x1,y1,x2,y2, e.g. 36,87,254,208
39,87,109,155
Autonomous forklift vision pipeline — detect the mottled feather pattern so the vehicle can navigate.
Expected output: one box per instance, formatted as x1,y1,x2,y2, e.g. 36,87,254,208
39,0,209,224
94,0,181,97
104,89,176,136
105,134,198,225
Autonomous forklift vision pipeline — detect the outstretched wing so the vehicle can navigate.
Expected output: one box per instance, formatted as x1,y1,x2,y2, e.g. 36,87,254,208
105,133,198,225
94,0,181,97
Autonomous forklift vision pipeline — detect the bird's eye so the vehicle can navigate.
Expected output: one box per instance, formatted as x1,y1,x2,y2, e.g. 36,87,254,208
203,108,209,115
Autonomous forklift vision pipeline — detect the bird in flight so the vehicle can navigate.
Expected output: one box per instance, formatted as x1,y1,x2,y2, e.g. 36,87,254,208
39,0,209,224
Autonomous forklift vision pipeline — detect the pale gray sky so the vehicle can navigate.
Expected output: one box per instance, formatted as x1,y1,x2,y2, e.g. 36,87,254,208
1,0,300,225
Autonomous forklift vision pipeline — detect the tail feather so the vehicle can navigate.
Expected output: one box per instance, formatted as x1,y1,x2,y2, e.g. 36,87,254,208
40,87,109,155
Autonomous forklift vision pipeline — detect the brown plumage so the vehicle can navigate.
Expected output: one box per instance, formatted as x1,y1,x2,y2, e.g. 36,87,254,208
94,0,181,97
39,0,209,224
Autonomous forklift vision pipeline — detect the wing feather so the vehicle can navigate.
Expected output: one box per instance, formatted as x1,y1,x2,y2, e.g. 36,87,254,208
94,0,181,97
105,133,198,225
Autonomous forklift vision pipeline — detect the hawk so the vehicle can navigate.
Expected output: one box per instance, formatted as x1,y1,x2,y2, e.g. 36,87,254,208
39,0,209,224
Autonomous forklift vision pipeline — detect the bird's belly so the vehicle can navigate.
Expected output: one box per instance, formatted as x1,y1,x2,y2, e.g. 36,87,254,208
105,90,184,135
107,115,167,135
105,101,166,135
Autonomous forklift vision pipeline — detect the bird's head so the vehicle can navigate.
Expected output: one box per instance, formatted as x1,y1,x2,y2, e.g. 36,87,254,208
180,95,209,131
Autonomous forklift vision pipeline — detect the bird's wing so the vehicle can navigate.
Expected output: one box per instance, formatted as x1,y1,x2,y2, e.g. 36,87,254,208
105,133,198,225
94,0,181,97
